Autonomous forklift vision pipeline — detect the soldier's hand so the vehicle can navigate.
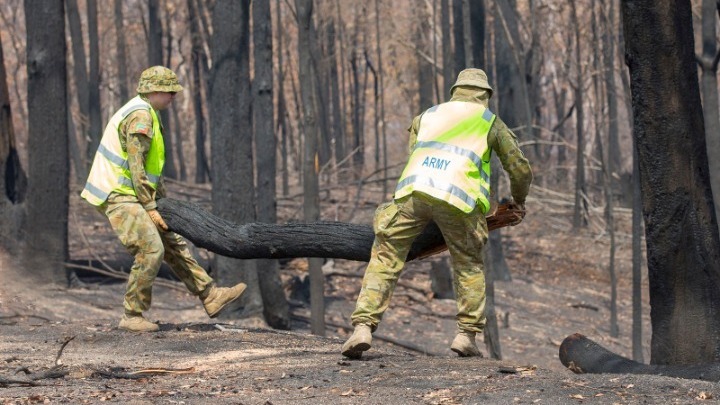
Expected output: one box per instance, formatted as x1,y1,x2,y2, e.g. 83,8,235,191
508,201,526,226
147,209,169,231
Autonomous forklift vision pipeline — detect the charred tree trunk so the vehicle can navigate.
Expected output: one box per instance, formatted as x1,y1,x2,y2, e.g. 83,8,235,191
559,333,720,381
24,0,69,284
570,0,587,228
622,0,720,364
114,0,129,103
87,0,101,166
253,0,290,330
296,0,325,336
188,0,209,184
210,0,262,320
66,0,90,171
148,0,176,180
452,0,465,76
156,198,517,262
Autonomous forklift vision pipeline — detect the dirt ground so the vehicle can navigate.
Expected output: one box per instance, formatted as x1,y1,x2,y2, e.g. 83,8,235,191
1,184,719,404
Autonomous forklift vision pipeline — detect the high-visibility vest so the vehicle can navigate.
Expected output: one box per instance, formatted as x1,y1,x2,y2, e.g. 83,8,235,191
395,101,495,214
81,96,165,206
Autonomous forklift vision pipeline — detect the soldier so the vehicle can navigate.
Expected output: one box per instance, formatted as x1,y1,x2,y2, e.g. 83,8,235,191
81,66,246,332
342,68,533,358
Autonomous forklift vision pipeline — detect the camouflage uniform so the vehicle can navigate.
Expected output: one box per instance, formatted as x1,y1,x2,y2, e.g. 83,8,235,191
351,70,533,334
100,67,213,315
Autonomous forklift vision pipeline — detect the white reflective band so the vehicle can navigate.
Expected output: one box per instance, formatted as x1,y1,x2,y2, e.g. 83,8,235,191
396,175,489,208
83,181,109,201
147,173,160,183
120,102,150,118
118,176,133,187
414,141,489,183
98,144,128,169
482,108,494,122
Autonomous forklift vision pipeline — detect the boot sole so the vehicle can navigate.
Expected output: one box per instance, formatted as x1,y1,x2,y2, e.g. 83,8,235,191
207,285,247,318
341,342,371,359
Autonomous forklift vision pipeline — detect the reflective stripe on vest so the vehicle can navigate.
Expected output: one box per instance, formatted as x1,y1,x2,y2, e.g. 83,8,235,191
81,96,164,206
394,101,495,214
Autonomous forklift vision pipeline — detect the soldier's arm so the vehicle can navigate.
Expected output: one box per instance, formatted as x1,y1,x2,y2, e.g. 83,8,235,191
407,114,422,155
122,110,159,210
488,118,533,204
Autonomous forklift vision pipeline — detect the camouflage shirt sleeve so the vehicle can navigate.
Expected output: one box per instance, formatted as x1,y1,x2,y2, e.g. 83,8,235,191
407,114,423,156
120,109,158,210
488,117,533,204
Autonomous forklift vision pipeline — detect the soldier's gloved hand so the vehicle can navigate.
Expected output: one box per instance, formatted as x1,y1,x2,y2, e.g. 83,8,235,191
508,201,526,226
147,209,169,231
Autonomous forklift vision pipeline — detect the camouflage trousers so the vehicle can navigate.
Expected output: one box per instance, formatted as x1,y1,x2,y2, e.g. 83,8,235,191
102,198,214,315
351,193,488,333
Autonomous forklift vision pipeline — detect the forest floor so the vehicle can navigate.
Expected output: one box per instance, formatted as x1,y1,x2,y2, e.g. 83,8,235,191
1,181,719,404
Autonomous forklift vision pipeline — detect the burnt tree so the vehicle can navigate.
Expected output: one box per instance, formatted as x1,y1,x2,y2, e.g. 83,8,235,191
622,0,720,365
24,0,69,284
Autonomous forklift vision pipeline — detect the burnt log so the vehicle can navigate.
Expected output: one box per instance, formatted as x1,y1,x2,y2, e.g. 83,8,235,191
559,333,720,381
156,198,520,261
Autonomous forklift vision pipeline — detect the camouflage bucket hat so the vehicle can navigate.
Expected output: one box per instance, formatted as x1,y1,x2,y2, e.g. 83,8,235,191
136,66,184,94
450,68,493,97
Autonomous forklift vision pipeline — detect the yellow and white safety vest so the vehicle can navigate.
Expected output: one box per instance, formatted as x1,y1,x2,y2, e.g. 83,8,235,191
395,101,495,214
81,96,165,206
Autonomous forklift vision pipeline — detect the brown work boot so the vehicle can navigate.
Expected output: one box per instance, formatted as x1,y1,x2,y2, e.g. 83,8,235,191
451,330,483,357
201,283,247,318
341,324,372,359
118,313,159,332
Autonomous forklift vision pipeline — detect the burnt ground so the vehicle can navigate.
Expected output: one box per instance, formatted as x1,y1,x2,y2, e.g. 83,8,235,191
1,183,719,404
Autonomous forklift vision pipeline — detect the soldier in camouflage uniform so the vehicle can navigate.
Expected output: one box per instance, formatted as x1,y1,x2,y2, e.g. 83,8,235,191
342,68,533,358
81,66,246,332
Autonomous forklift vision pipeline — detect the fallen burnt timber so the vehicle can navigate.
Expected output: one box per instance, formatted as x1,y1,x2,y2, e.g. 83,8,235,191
559,333,720,382
156,198,519,262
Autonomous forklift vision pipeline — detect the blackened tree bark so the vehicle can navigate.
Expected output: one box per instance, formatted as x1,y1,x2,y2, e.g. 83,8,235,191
148,0,176,179
114,0,129,102
440,0,453,98
296,0,325,336
276,0,289,195
65,0,90,170
415,5,434,112
489,0,514,283
452,0,465,75
24,0,69,284
188,0,209,184
469,0,485,68
374,0,387,196
600,0,619,339
603,0,621,181
210,0,263,320
87,0,101,164
253,0,290,330
570,0,587,228
312,20,332,169
0,30,26,248
631,137,644,363
622,0,720,364
327,21,345,180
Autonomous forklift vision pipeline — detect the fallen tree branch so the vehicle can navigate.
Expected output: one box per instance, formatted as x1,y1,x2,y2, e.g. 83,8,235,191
559,333,720,381
92,367,195,380
55,336,75,366
0,366,68,387
157,198,521,261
